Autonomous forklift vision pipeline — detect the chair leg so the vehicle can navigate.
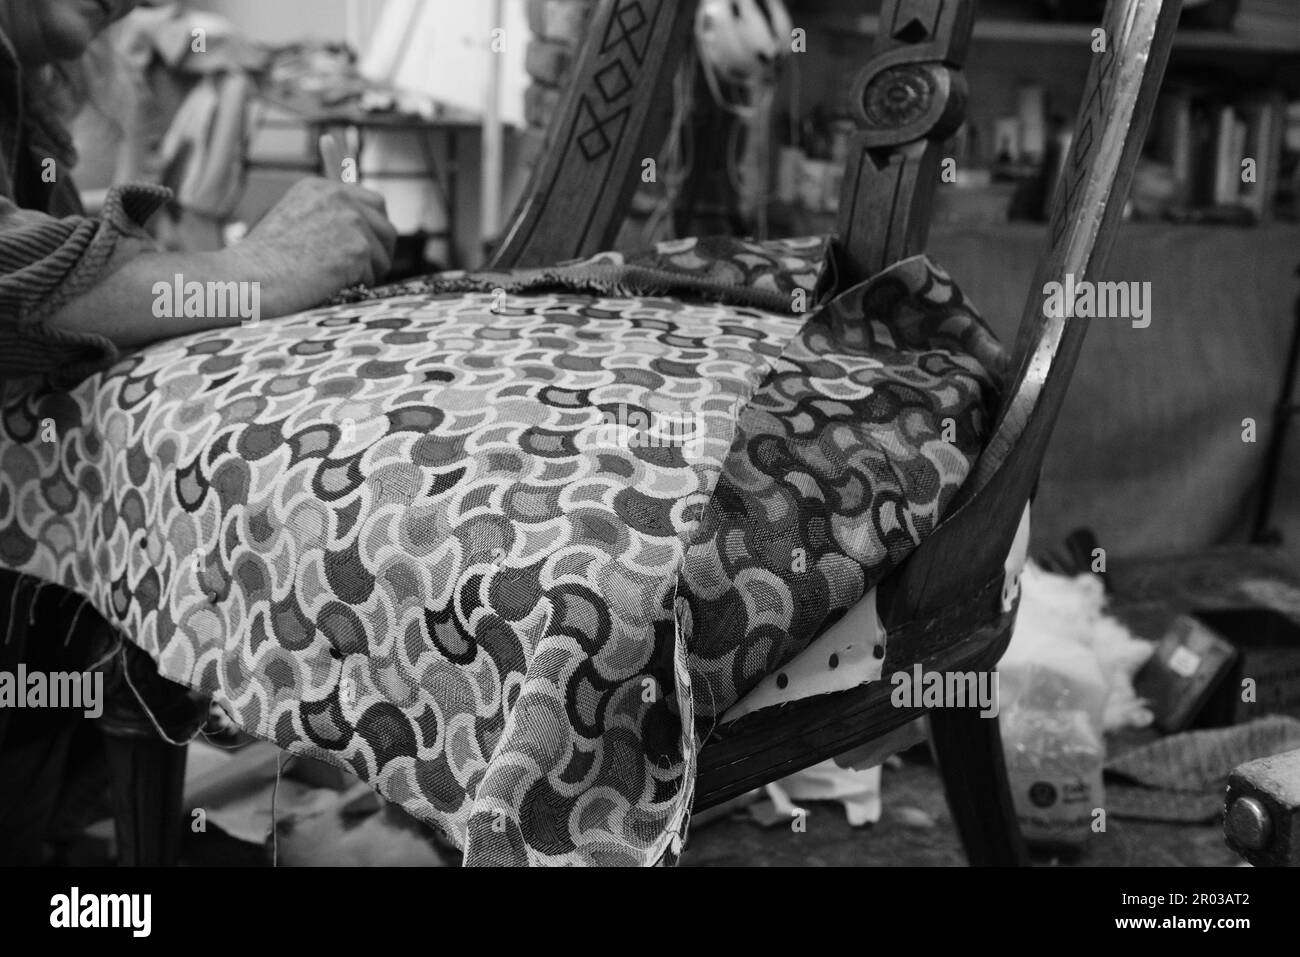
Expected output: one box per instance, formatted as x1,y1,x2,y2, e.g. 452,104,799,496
101,726,190,866
98,643,207,866
928,686,1029,866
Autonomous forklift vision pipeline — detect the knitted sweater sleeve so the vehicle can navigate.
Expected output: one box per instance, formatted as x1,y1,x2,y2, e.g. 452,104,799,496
0,183,170,384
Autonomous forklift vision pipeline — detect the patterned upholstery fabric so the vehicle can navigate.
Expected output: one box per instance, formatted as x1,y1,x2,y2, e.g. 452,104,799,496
683,262,1006,724
0,238,1004,865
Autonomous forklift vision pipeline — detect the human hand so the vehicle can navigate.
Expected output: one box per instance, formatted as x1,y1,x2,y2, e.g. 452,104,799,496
232,177,398,317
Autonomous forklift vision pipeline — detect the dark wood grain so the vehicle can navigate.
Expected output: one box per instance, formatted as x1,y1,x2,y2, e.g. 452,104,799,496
489,0,698,269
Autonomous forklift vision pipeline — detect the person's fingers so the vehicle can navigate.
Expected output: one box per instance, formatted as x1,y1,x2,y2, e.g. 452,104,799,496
347,207,393,283
347,186,390,215
255,178,396,288
353,244,378,287
318,134,346,181
361,227,392,285
358,203,399,259
339,188,394,283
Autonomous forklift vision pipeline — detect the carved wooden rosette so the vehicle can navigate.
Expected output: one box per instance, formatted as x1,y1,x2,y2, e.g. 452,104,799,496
834,0,975,288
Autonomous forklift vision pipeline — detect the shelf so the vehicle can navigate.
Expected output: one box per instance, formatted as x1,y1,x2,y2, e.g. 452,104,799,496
842,16,1300,54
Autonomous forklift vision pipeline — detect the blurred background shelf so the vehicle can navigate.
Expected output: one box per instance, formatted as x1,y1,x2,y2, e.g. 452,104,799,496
837,15,1300,54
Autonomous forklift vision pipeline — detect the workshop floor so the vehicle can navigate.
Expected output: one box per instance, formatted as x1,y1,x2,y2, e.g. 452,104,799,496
154,748,1241,867
680,754,1241,867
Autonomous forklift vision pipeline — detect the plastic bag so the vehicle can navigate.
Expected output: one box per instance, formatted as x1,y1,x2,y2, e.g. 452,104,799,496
998,562,1153,848
1000,671,1107,848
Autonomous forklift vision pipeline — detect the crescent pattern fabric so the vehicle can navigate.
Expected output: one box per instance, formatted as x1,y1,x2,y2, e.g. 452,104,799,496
0,237,1004,865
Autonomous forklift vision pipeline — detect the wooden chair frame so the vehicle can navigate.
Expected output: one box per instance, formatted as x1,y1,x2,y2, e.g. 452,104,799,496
491,0,1181,863
94,0,1181,866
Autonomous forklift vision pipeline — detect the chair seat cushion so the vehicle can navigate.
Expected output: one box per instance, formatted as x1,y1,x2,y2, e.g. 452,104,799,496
0,240,1004,865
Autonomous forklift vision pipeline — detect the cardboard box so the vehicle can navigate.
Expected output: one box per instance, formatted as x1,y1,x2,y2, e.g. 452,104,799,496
1196,605,1300,726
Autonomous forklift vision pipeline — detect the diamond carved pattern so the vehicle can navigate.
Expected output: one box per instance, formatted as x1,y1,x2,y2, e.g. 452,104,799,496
600,0,651,66
576,1,654,164
575,96,630,162
595,60,633,104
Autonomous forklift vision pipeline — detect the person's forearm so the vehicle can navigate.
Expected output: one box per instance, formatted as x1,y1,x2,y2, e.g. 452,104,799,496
44,247,300,351
42,177,395,354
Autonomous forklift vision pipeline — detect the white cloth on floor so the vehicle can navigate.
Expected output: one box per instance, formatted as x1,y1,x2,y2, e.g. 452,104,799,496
764,761,883,828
